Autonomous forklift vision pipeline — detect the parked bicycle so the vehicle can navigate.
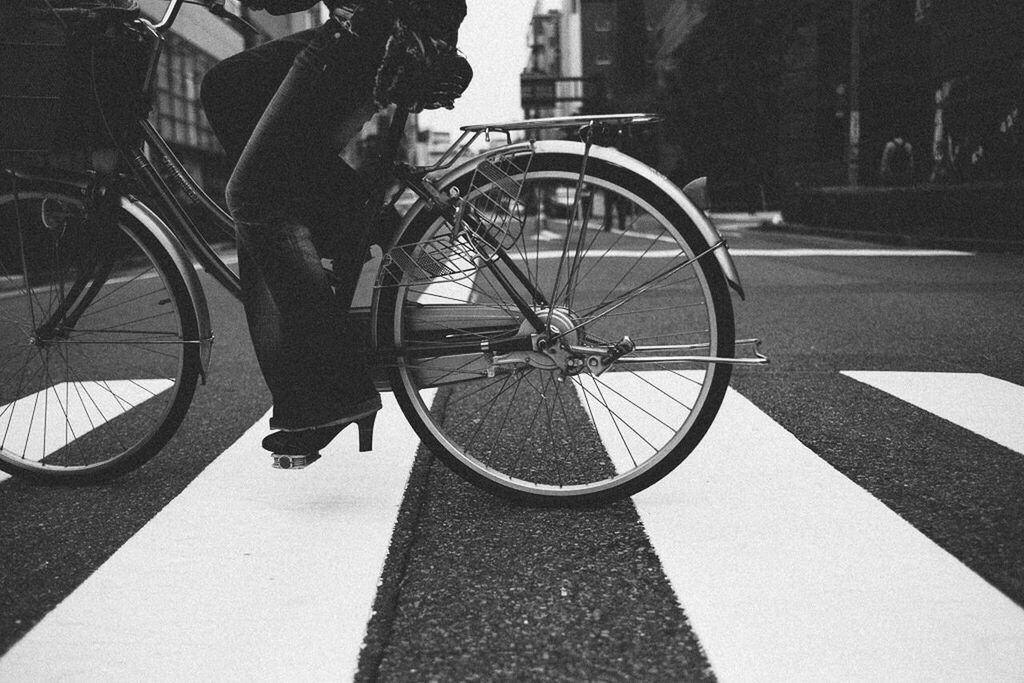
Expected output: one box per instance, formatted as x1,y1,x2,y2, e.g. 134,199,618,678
0,0,766,505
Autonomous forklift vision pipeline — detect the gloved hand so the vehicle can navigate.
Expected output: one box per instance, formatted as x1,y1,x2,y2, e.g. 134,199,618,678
374,20,473,113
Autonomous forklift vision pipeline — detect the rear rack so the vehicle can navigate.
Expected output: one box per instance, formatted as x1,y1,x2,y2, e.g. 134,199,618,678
423,113,663,175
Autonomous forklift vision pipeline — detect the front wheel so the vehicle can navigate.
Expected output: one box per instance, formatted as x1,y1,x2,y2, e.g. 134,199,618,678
0,177,201,484
379,150,734,505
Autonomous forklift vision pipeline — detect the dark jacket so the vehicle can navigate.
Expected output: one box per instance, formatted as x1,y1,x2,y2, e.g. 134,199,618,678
259,0,466,42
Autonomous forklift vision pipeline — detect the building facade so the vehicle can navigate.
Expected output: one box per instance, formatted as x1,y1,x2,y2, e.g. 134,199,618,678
919,0,1024,184
772,0,1024,189
521,0,674,162
521,0,600,121
526,0,671,115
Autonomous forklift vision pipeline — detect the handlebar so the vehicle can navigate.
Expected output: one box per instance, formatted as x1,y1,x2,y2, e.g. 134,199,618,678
38,0,258,37
149,0,187,31
204,0,262,37
148,0,259,37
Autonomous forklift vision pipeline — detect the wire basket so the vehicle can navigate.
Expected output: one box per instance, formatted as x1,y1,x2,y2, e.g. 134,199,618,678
381,149,535,287
0,0,147,154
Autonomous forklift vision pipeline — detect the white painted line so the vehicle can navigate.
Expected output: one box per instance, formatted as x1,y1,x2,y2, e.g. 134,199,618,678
0,391,432,682
513,248,974,261
517,248,685,260
843,371,1024,455
534,227,679,245
731,248,974,257
0,379,174,483
711,212,782,223
620,383,1024,681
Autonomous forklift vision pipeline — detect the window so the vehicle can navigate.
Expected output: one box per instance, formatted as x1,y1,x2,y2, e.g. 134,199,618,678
594,19,612,32
152,34,220,154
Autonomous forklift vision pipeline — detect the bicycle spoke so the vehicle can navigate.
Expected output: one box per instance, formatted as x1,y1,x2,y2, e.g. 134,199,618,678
594,300,706,319
568,256,709,338
461,373,514,453
79,282,169,319
444,365,524,411
616,366,697,411
489,373,523,461
585,375,638,468
575,221,671,288
0,362,46,451
410,354,488,388
0,187,193,479
391,154,732,502
632,328,711,344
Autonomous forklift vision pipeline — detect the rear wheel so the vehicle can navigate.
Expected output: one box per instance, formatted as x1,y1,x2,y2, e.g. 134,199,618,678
0,177,201,483
379,151,734,505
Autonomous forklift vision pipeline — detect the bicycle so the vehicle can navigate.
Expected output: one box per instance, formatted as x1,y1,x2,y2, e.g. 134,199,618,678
0,0,766,505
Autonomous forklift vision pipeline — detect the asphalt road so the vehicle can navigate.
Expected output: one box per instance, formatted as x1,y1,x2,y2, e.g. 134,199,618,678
1,223,1023,680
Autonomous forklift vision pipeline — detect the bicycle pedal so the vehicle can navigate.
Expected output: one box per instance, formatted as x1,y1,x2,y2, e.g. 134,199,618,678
272,453,321,470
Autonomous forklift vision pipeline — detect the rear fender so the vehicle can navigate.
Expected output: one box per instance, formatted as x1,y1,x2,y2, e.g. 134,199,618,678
395,141,745,299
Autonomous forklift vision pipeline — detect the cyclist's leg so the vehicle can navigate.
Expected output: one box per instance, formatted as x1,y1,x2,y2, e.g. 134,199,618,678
199,30,315,164
225,21,386,432
200,27,373,209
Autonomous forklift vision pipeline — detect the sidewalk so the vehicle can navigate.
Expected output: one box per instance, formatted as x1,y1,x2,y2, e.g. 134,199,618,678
778,180,1024,252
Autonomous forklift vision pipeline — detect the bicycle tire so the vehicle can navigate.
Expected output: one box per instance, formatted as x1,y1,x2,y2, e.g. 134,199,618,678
378,150,734,506
0,178,201,484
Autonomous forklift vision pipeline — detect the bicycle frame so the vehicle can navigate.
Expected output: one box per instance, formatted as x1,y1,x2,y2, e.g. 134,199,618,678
5,0,766,398
0,0,774,499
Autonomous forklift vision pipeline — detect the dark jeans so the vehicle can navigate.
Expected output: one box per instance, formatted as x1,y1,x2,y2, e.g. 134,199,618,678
201,20,386,430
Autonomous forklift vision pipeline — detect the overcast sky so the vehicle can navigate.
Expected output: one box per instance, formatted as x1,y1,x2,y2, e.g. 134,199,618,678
417,2,538,139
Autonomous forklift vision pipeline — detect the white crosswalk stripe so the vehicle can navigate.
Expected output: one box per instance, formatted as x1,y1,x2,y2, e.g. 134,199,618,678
0,392,431,682
843,371,1024,455
619,374,1024,681
2,373,1023,680
0,380,174,484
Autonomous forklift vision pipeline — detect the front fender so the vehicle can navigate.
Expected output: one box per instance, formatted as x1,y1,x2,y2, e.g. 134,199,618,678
120,196,214,381
401,141,745,299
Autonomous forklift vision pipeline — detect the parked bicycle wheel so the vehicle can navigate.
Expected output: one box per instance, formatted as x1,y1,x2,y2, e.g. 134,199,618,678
0,178,201,483
379,150,734,505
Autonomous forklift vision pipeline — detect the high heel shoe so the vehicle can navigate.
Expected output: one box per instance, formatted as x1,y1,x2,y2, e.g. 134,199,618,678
264,410,378,470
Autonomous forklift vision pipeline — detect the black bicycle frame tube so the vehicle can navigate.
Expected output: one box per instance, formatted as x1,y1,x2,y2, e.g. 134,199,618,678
140,121,234,232
393,166,550,332
130,122,241,297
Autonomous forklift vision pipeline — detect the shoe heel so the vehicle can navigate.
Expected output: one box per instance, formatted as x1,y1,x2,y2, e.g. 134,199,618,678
357,414,376,453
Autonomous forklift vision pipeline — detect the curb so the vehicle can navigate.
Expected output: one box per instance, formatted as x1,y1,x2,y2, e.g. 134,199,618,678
764,221,1024,254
